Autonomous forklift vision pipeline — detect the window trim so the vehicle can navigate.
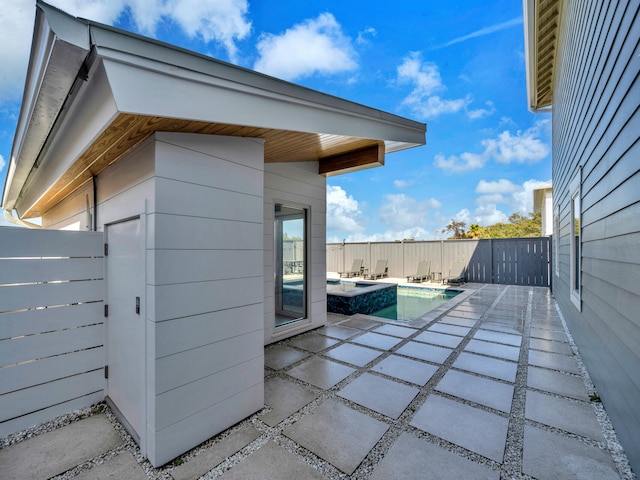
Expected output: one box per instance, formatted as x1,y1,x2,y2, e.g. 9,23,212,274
569,172,581,311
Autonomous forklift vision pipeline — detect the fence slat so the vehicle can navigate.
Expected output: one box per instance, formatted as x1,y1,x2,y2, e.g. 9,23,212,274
0,280,103,313
1,347,104,394
0,369,104,421
0,391,105,437
0,227,103,258
1,302,103,339
0,258,103,284
0,324,104,366
327,237,551,287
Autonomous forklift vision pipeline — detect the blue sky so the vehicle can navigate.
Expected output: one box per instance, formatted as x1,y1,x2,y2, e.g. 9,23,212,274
0,0,551,238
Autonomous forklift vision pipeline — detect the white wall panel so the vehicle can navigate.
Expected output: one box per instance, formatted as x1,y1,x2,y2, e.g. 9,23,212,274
264,161,326,344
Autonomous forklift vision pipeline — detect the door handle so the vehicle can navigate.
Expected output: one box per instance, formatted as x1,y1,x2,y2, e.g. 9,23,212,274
136,296,140,315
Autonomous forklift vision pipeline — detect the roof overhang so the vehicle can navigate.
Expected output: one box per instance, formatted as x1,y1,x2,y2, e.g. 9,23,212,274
523,0,562,112
3,1,426,219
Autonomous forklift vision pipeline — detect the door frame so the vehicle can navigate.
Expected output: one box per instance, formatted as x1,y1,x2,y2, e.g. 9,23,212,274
104,214,147,454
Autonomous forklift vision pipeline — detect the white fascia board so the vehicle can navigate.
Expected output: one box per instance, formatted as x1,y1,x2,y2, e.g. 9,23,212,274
15,62,119,217
2,1,90,212
89,26,425,147
522,0,538,112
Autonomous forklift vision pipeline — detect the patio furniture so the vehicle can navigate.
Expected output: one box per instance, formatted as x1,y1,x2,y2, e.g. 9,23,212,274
364,259,388,280
444,261,467,285
339,259,364,278
407,260,430,283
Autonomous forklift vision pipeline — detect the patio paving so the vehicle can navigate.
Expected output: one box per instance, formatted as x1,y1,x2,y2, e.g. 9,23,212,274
0,284,634,479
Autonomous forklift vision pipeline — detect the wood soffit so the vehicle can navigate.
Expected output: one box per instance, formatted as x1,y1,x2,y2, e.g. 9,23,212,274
23,113,382,218
533,0,561,108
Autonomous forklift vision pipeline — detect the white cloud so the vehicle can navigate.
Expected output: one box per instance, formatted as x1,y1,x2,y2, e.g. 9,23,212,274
162,0,252,62
434,151,487,173
356,27,376,45
397,52,470,119
337,226,433,243
326,185,365,235
435,120,550,173
0,0,251,104
467,100,495,120
393,179,414,189
254,13,357,81
0,153,5,172
379,193,441,230
476,179,519,194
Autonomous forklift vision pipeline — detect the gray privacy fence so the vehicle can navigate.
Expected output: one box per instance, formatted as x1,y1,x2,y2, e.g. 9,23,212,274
0,227,105,437
327,237,551,287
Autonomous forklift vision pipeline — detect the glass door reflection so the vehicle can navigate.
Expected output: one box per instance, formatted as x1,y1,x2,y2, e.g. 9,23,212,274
274,204,306,327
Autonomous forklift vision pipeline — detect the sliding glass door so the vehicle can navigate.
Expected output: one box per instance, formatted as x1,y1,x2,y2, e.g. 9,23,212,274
274,204,307,327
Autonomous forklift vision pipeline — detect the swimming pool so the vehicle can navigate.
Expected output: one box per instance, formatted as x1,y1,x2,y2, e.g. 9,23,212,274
372,287,461,322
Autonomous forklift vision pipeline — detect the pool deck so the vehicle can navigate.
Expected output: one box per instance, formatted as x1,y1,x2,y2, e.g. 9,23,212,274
0,283,635,479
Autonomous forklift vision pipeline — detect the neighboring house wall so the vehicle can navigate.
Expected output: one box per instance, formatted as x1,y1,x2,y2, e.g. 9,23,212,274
42,133,265,466
263,162,327,344
552,1,640,470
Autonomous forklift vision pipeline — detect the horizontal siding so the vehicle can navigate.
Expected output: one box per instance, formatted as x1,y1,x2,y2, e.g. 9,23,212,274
148,133,265,466
552,0,640,472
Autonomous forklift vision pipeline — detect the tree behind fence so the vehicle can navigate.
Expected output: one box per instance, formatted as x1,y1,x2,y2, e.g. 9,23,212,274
327,238,550,287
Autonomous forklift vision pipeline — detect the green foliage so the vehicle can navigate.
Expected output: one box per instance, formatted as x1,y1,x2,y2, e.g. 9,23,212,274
442,213,542,239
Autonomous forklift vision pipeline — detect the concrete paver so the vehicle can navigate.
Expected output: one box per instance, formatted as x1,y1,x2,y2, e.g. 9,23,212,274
284,399,388,475
218,441,329,480
411,395,509,462
171,425,261,480
414,330,464,348
0,414,121,480
350,331,403,350
286,356,355,389
264,345,309,370
370,433,500,480
436,370,514,413
74,451,146,480
337,373,419,419
287,335,339,353
396,341,453,364
523,425,620,480
525,390,605,441
370,354,439,385
373,324,417,338
323,343,383,367
465,339,520,361
262,377,320,427
528,349,581,373
527,365,589,401
452,352,517,382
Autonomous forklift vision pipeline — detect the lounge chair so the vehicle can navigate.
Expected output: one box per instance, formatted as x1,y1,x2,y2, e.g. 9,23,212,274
339,259,363,278
444,261,467,285
407,260,430,283
364,259,388,280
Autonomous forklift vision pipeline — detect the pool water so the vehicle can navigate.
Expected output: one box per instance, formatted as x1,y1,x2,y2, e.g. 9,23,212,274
372,287,460,322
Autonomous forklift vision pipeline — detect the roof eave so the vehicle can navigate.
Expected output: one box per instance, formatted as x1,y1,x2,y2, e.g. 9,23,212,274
1,1,90,212
522,0,561,113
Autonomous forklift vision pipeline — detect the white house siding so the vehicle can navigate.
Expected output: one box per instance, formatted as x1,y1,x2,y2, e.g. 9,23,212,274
263,162,327,344
148,133,265,466
552,0,640,471
42,133,265,466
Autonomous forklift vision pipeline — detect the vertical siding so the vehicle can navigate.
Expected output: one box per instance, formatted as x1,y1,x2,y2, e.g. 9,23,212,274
552,0,640,471
149,133,265,466
264,162,327,345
